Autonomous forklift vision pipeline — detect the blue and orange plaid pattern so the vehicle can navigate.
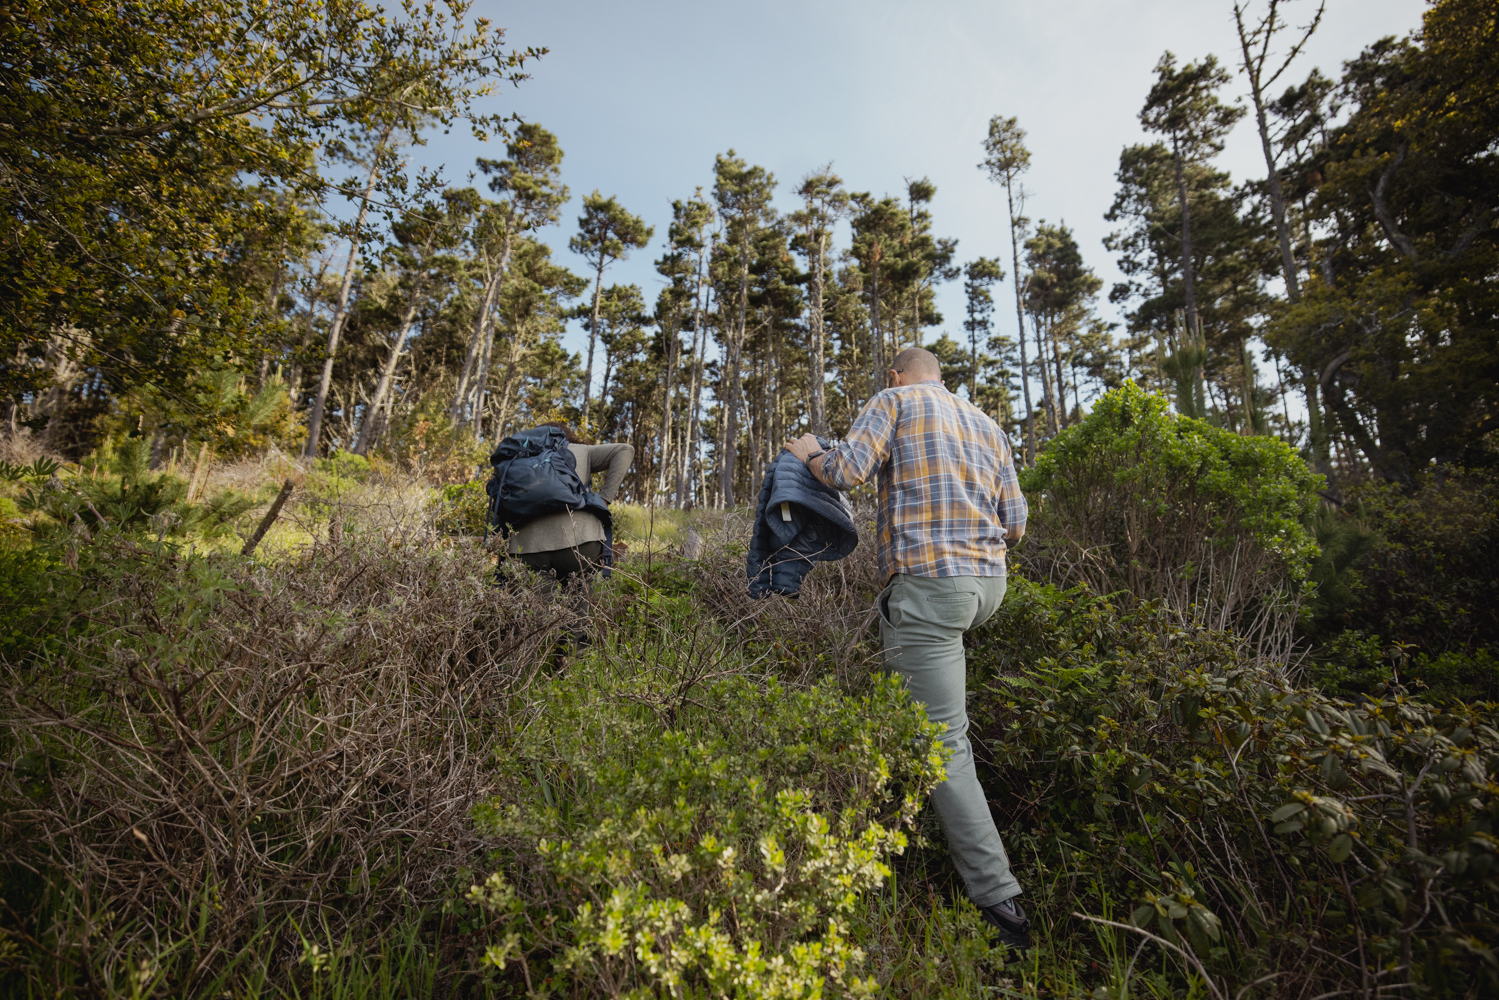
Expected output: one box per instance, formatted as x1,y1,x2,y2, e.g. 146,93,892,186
819,380,1027,584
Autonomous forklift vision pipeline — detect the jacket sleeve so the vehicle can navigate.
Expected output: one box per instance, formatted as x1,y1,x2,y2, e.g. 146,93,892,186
587,443,635,502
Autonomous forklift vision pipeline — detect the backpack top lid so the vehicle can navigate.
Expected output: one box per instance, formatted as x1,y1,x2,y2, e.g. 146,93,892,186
490,425,570,466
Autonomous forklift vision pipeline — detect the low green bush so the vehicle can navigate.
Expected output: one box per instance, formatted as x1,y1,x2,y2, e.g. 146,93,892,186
968,575,1499,999
12,438,261,541
1019,383,1322,660
314,450,373,482
433,478,489,535
470,662,946,998
1305,469,1499,702
0,528,553,996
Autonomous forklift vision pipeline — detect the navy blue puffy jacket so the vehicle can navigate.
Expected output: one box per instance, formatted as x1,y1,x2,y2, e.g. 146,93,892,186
746,442,859,598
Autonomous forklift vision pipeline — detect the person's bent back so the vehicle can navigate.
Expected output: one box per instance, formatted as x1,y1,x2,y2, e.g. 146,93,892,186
507,423,634,589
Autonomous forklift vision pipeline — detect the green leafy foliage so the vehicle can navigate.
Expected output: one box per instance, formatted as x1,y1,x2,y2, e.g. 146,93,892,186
1306,469,1499,701
1018,383,1321,657
432,478,489,535
15,441,261,540
471,663,944,998
0,457,61,482
968,575,1499,999
1264,0,1499,481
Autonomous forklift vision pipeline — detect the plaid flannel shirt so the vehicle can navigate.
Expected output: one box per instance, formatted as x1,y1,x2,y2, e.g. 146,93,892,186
819,380,1027,584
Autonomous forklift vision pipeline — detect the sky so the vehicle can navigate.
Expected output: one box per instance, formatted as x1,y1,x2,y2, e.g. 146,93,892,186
401,0,1429,401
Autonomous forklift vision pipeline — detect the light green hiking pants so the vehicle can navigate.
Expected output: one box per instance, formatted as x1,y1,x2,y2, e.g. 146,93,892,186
878,573,1020,908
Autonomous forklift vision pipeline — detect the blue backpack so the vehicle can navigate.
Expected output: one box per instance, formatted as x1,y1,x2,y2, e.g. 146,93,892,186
485,426,614,574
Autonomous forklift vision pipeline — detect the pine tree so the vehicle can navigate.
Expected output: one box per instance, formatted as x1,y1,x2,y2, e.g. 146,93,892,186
790,168,850,437
452,123,568,437
962,258,1005,401
849,195,908,389
489,239,588,437
1139,53,1245,357
980,117,1038,464
711,152,775,506
569,192,653,434
1233,0,1335,478
304,120,399,457
352,187,469,455
1024,224,1102,431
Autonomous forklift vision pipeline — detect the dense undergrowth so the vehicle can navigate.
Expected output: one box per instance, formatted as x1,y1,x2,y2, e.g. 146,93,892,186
1,395,1496,998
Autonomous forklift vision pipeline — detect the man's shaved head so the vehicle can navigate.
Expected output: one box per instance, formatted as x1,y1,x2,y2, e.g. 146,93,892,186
891,347,941,380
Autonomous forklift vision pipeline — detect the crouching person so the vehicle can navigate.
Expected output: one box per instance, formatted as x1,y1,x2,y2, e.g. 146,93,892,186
506,424,633,591
784,348,1032,948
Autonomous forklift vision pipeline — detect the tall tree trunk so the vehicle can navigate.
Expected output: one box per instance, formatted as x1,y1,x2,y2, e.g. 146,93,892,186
1171,137,1200,344
656,306,680,503
809,231,829,436
1240,19,1335,481
1050,322,1068,429
1004,176,1036,463
869,256,884,387
353,297,421,455
686,280,713,507
581,259,606,433
1240,338,1256,433
969,327,978,401
721,239,749,507
304,125,392,457
677,245,708,505
495,333,525,439
451,266,501,426
1034,317,1056,435
1070,353,1083,418
470,233,514,440
600,349,615,433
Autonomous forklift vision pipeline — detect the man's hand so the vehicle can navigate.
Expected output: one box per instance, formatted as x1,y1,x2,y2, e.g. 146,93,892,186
785,433,831,486
784,433,822,463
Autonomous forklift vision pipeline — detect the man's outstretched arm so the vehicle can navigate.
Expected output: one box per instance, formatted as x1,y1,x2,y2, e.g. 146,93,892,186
783,397,896,490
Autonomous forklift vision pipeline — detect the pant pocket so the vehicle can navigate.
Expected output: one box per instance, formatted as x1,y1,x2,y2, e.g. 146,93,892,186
920,591,979,630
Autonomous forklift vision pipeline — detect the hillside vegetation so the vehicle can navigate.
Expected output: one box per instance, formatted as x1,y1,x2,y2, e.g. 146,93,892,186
3,384,1496,998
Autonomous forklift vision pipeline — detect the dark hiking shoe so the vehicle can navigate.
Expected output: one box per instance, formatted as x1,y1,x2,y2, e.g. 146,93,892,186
979,896,1031,949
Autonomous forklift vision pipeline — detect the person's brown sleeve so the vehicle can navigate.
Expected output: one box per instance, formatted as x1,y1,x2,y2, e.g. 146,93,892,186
587,443,635,502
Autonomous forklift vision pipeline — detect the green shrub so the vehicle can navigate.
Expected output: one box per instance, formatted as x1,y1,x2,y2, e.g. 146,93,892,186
12,441,262,541
0,531,552,996
432,478,488,535
968,575,1499,999
315,450,373,482
468,643,949,998
1306,469,1499,701
1019,383,1322,661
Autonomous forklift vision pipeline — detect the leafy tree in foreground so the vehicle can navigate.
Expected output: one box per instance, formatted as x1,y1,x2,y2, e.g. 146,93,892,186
0,0,537,451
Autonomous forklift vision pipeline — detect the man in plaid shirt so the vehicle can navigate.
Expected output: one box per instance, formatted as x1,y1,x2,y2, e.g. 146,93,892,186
785,346,1031,947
